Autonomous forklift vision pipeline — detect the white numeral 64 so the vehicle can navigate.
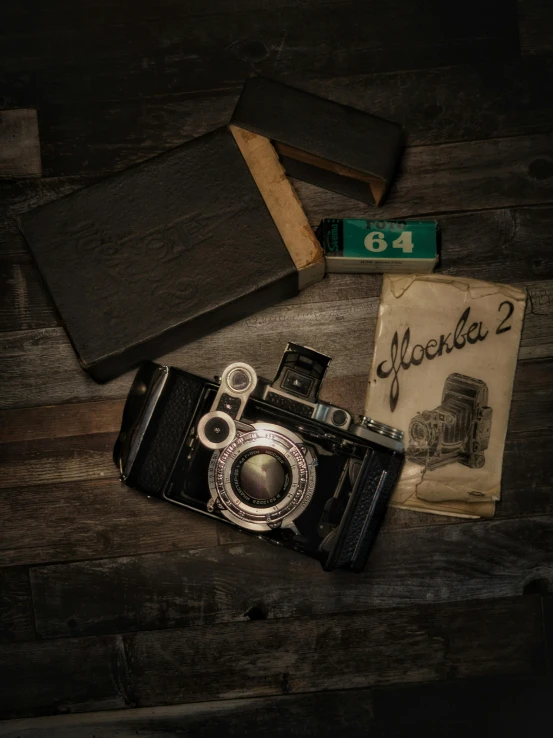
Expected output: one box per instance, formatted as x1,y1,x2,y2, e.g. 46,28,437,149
364,231,414,253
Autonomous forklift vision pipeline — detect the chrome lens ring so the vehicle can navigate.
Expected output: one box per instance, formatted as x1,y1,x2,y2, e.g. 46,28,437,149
208,423,316,532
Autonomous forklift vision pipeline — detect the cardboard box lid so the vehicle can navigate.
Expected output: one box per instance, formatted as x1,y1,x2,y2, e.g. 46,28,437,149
19,126,323,382
231,77,404,206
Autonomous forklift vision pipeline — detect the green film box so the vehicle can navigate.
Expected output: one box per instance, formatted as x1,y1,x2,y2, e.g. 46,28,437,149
317,218,438,274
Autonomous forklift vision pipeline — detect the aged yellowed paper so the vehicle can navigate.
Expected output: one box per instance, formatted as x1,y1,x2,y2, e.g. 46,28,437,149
364,275,526,518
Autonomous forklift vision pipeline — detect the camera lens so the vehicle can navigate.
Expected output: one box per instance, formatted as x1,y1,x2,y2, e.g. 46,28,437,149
204,416,231,444
410,420,429,447
240,453,286,501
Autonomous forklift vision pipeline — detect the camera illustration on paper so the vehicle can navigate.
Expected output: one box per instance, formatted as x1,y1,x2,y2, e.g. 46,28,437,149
406,373,493,470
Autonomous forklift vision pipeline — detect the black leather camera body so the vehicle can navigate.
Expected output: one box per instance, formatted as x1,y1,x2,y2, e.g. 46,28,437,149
114,344,405,572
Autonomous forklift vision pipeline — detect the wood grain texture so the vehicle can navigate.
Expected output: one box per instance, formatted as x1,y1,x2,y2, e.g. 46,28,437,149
0,635,130,719
9,596,545,719
0,2,552,730
0,567,35,643
0,429,550,568
0,479,218,567
4,204,553,333
0,355,547,441
1,0,519,112
0,399,124,444
294,133,553,223
124,596,545,708
0,358,549,495
1,133,551,249
0,690,374,738
0,253,58,331
0,433,116,489
1,676,552,738
0,58,550,179
497,431,553,518
0,177,96,258
519,0,553,54
3,133,552,244
28,513,553,639
0,109,41,178
0,359,549,478
1,279,551,410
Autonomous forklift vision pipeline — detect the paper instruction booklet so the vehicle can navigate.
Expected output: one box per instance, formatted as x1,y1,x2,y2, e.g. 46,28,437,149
364,275,526,518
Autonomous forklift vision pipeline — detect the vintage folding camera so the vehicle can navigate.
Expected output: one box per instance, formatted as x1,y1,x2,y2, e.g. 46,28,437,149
114,344,405,572
406,372,493,470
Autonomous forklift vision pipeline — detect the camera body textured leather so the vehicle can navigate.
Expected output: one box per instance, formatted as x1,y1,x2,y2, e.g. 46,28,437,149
115,361,405,573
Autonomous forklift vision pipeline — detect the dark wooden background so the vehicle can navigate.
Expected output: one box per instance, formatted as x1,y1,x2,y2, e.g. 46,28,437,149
1,0,553,735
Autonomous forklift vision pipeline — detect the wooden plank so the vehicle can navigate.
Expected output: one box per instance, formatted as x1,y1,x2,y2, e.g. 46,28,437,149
1,676,551,738
0,399,124,444
544,594,553,672
0,433,117,489
1,0,519,111
519,0,553,54
305,56,553,146
7,597,544,719
438,204,553,283
124,596,545,707
0,253,58,331
0,357,549,492
294,133,553,222
1,278,552,410
35,57,553,177
0,691,374,738
0,176,95,257
0,110,41,179
0,427,550,568
29,512,553,638
0,299,379,409
0,176,90,223
0,355,548,444
497,431,553,518
370,676,553,737
0,364,549,493
0,57,551,180
3,203,553,331
0,635,130,719
0,478,218,567
0,567,35,643
509,360,553,433
3,133,552,256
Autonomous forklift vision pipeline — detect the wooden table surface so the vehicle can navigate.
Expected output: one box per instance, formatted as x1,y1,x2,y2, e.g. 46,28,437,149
1,1,553,735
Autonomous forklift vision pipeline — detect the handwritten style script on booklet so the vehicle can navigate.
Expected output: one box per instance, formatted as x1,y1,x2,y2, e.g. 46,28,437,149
364,274,526,519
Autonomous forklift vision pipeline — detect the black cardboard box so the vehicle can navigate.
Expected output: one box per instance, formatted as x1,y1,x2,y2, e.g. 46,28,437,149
19,126,324,382
231,77,404,205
